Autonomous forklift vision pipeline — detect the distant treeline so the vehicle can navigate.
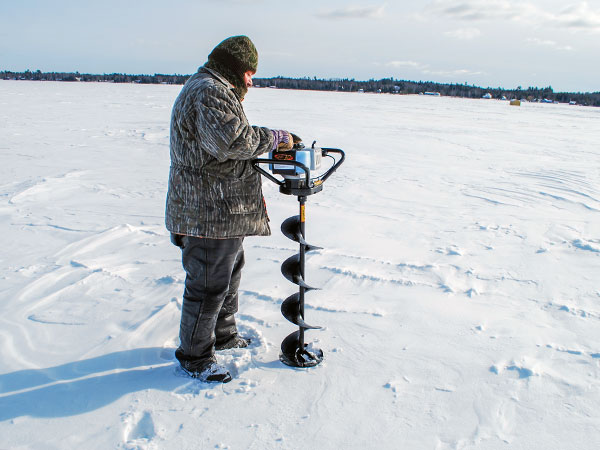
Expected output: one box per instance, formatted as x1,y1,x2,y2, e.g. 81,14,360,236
2,70,189,85
3,69,599,107
254,77,600,107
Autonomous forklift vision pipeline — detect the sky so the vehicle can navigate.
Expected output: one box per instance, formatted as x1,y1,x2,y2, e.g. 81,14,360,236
1,0,599,92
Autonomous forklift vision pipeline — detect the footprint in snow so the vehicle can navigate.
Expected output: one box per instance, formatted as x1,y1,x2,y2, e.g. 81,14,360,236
122,410,157,447
383,378,410,400
546,343,599,360
490,364,535,379
435,245,463,256
572,239,600,253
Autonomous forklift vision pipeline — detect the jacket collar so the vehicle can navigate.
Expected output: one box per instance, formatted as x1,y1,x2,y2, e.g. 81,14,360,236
200,66,235,90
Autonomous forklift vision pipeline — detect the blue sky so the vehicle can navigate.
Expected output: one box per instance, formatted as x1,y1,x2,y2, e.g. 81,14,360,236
1,0,599,92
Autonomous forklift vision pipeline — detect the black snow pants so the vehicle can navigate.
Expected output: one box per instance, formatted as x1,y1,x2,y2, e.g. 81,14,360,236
173,234,245,369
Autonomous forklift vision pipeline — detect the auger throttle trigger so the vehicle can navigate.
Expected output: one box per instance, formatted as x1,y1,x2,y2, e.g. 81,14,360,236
253,141,345,368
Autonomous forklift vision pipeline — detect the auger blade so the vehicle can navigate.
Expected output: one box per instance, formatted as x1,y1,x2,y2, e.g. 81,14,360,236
280,330,302,367
279,330,324,368
305,243,323,253
281,216,322,252
280,330,301,359
281,293,322,329
281,216,305,244
281,255,319,290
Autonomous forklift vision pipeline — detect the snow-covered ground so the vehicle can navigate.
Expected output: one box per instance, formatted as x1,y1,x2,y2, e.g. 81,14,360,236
1,80,599,450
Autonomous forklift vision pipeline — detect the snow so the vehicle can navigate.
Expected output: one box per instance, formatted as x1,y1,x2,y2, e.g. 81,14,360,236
1,80,599,449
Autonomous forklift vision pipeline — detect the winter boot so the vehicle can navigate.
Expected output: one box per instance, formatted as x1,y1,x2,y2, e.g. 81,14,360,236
215,335,251,350
176,351,232,383
215,312,251,350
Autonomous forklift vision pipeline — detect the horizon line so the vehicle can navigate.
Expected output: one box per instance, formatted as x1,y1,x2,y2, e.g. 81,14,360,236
1,69,598,95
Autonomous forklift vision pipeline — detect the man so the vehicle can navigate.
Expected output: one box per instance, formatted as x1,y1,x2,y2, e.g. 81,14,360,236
165,35,295,383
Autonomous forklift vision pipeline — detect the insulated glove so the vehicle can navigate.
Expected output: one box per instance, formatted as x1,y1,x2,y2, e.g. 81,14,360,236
271,129,294,151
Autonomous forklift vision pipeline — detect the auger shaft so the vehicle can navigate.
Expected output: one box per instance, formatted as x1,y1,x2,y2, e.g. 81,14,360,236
298,195,307,351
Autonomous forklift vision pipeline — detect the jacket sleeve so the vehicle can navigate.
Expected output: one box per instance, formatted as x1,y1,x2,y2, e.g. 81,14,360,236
195,83,274,162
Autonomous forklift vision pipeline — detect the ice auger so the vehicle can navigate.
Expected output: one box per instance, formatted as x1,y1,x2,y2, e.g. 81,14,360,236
253,141,345,367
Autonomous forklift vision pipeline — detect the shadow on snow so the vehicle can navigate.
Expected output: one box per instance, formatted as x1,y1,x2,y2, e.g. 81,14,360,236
0,347,189,420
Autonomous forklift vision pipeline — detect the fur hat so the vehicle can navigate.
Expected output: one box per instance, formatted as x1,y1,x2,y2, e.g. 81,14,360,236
205,35,258,100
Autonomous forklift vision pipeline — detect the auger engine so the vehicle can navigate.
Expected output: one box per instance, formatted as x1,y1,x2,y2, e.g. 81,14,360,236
253,141,345,367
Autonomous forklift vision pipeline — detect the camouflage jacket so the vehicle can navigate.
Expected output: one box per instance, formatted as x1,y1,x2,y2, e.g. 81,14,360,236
165,67,274,238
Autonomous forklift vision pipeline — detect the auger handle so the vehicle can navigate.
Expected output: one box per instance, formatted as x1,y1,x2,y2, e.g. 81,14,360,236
319,148,345,183
252,158,311,186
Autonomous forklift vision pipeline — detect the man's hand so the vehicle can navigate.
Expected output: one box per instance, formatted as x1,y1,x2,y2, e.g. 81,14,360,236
271,129,294,151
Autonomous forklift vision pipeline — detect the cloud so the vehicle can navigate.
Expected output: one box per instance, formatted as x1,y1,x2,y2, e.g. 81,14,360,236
316,4,386,20
425,0,600,32
551,2,600,31
386,60,425,69
423,68,484,77
385,60,483,78
426,0,531,21
526,37,574,51
444,27,481,40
